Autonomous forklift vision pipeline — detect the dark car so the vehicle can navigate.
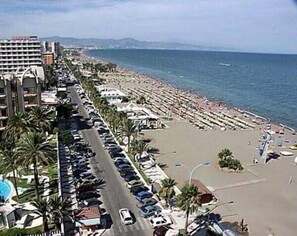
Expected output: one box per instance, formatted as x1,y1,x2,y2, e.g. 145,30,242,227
153,226,170,236
81,198,101,207
108,146,123,153
78,191,97,200
136,191,153,202
117,164,134,172
130,186,149,195
110,152,125,159
124,174,140,182
104,139,117,145
115,160,131,167
120,170,136,178
136,198,157,208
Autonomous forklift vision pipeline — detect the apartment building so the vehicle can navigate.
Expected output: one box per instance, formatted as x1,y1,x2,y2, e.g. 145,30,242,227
0,36,42,74
43,51,55,65
0,66,45,130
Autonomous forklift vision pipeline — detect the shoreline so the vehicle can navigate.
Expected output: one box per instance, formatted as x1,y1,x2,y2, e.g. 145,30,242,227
81,50,295,133
73,49,297,236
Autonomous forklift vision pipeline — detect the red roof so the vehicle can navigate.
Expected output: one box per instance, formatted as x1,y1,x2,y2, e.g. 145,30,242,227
76,206,100,220
191,179,212,194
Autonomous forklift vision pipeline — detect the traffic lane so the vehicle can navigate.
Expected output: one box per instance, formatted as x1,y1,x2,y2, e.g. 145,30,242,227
68,86,153,236
82,129,152,236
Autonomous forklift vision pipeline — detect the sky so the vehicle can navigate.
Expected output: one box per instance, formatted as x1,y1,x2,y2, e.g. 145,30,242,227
1,0,297,53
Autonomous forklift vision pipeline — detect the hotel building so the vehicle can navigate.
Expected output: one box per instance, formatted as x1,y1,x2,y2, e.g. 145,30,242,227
0,36,45,131
0,36,42,74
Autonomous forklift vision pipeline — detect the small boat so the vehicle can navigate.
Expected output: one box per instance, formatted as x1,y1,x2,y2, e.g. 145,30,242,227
219,63,231,67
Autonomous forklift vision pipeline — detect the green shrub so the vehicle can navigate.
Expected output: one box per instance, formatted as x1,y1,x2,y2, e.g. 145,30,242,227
59,130,74,146
0,226,43,236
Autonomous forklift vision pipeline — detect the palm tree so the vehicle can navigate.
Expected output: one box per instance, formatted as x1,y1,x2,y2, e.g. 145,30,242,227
29,106,53,133
16,132,55,200
32,198,51,232
176,183,201,235
3,112,30,142
218,148,232,160
0,143,20,199
130,139,149,163
122,119,137,152
159,178,177,207
50,196,72,230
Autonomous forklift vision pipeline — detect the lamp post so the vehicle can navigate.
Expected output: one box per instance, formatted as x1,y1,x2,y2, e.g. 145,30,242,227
175,162,210,185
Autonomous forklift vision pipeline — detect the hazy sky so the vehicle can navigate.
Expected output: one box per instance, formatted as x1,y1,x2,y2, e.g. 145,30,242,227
1,0,297,53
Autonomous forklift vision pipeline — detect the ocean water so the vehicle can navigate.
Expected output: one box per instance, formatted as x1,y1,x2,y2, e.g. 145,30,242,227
86,49,297,129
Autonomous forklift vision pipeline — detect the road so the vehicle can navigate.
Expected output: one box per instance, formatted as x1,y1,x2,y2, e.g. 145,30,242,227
68,85,153,236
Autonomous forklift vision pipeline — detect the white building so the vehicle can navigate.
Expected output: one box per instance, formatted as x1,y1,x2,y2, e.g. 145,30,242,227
0,36,42,74
51,42,61,58
95,85,128,104
117,103,160,129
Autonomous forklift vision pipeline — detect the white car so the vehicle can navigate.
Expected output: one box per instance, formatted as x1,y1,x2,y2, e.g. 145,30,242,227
119,208,134,225
149,215,172,228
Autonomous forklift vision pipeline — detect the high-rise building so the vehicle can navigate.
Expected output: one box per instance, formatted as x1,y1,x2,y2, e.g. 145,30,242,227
41,41,49,53
51,41,61,58
0,36,45,131
0,36,42,74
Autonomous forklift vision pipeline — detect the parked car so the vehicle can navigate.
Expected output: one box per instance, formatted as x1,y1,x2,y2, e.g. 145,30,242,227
78,191,97,200
82,198,101,207
117,164,134,172
149,215,172,228
110,152,126,159
124,174,139,182
135,191,153,202
113,157,128,162
136,198,158,208
130,186,149,195
76,183,93,193
120,170,136,178
127,180,144,189
115,160,131,167
80,171,94,179
119,208,134,225
139,205,162,218
153,226,170,236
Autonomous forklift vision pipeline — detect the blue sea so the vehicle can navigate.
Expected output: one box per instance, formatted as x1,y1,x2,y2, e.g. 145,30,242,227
86,49,297,130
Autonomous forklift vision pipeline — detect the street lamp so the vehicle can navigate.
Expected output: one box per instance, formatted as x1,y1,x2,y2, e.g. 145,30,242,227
175,162,210,185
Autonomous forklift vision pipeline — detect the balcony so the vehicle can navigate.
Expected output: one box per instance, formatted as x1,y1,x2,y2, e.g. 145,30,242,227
0,116,8,120
24,93,37,97
24,103,38,108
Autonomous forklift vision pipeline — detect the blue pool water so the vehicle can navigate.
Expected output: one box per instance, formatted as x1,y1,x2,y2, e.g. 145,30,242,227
0,179,12,201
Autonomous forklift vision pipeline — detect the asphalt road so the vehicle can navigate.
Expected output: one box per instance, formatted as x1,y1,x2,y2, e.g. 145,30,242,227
68,85,153,236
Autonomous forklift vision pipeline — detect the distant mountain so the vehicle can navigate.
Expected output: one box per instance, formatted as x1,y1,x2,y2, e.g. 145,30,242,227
40,36,218,51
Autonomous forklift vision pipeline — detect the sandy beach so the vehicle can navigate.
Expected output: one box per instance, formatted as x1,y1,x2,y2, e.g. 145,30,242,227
76,51,297,235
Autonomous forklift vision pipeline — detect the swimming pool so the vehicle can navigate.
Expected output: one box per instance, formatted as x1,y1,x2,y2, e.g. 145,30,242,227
0,179,12,201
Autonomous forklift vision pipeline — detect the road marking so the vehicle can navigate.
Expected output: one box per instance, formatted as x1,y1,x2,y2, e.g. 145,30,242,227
143,218,151,229
136,217,146,229
213,178,266,191
133,222,140,230
123,225,128,232
114,220,123,233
